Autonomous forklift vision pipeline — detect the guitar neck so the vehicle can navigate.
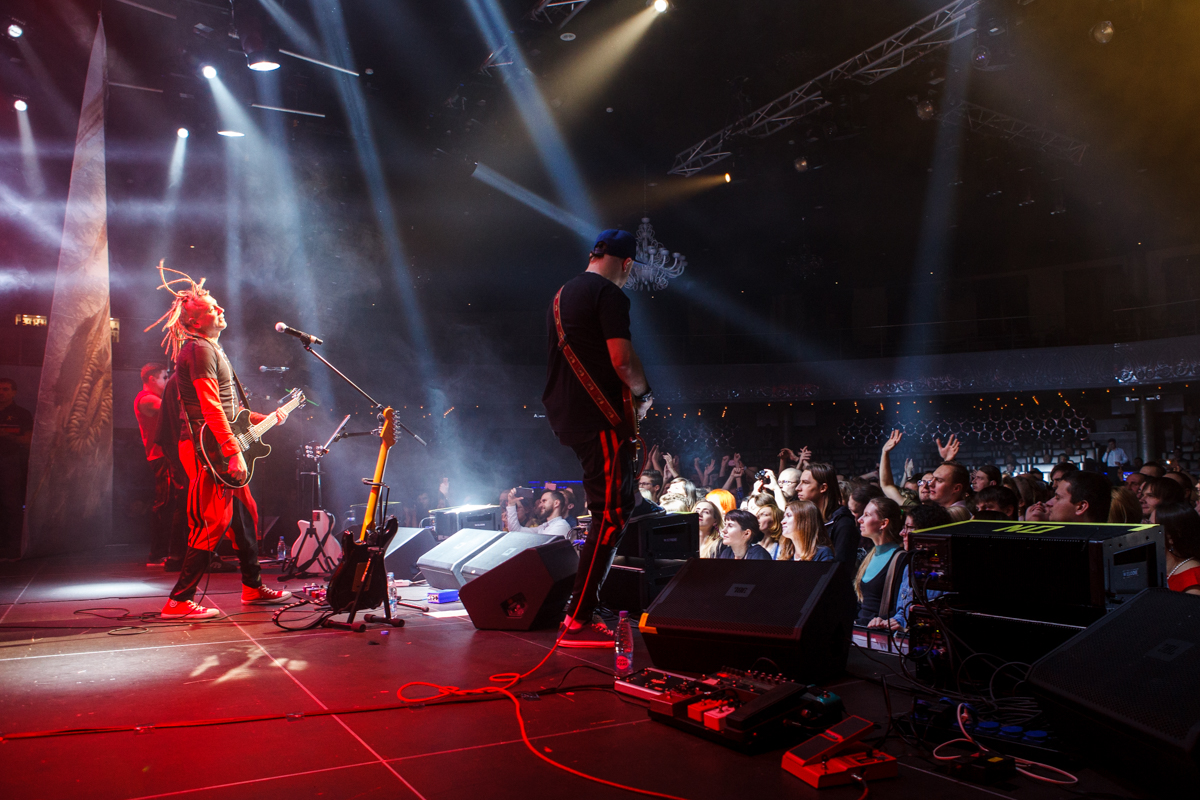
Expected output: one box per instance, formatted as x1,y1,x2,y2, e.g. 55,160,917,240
247,395,302,440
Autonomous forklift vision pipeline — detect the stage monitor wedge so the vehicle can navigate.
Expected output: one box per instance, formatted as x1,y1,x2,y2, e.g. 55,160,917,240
1027,589,1200,793
382,527,437,582
461,531,559,583
416,528,506,590
459,539,579,630
640,559,855,684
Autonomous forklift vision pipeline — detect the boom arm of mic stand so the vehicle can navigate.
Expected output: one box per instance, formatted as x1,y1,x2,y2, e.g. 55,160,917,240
299,343,427,446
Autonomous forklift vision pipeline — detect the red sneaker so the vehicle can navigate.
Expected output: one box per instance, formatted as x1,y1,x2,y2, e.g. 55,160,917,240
242,585,293,605
160,599,220,620
558,622,615,649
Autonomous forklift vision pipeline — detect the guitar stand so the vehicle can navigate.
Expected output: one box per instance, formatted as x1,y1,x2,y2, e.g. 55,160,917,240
322,545,407,632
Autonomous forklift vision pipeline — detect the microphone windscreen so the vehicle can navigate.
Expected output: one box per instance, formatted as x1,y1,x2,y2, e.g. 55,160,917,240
275,322,287,333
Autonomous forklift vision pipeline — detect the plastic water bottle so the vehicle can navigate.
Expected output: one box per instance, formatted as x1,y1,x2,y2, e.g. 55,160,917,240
277,535,288,562
614,610,634,677
386,572,397,615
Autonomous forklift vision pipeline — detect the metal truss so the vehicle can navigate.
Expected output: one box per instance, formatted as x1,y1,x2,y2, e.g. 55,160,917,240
669,0,980,176
528,0,592,29
938,101,1088,165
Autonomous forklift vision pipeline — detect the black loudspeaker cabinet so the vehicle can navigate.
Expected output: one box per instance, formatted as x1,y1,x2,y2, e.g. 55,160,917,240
382,527,437,582
459,539,580,631
1027,588,1200,794
640,559,855,684
617,513,699,559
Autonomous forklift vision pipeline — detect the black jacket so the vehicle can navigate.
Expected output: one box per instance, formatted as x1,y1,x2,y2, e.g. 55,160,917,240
825,505,862,565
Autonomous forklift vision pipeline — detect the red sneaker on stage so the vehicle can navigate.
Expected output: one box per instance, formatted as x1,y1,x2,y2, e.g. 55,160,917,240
160,599,220,620
558,622,615,648
241,585,292,605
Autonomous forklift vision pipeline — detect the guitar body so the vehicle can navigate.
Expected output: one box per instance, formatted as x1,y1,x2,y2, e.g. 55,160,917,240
200,409,270,488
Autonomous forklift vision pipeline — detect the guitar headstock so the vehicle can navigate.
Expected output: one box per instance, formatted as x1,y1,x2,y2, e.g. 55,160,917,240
380,406,396,449
284,387,307,409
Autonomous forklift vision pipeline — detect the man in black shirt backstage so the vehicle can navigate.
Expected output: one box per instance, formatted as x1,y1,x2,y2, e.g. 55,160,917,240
543,230,656,647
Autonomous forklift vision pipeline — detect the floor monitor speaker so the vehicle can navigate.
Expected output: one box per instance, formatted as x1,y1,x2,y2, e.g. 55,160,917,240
1027,588,1200,793
416,529,506,590
382,527,437,582
639,559,855,684
459,539,579,631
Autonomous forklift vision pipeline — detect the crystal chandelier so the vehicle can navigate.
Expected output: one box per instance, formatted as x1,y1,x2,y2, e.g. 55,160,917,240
628,217,687,291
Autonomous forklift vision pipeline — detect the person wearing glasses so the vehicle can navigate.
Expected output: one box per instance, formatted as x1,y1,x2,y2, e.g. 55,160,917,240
754,467,803,511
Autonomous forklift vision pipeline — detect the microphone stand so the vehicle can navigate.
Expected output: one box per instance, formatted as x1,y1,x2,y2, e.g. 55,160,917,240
300,343,426,447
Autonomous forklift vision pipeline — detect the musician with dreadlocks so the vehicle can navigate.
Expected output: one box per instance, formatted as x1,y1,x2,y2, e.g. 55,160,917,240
147,264,292,620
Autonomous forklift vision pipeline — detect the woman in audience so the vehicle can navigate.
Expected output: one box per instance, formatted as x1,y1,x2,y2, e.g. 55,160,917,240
755,502,785,559
854,497,910,630
716,509,772,560
1154,502,1200,595
798,462,861,564
659,477,702,513
1140,475,1185,522
779,500,833,561
1108,486,1141,524
694,499,723,558
704,488,737,514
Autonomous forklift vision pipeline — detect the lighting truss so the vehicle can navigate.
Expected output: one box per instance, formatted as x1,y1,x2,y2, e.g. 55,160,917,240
478,46,513,76
668,0,980,176
938,101,1088,165
528,0,592,29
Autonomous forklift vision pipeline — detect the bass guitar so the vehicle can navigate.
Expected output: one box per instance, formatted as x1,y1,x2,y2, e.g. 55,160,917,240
326,407,397,615
200,388,306,488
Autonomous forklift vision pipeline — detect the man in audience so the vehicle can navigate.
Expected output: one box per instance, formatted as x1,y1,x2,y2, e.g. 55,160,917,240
638,469,663,503
1125,471,1148,496
929,461,970,519
970,465,1002,494
1047,471,1112,523
1050,461,1078,489
974,485,1019,520
1102,438,1129,481
1140,461,1166,478
506,488,572,539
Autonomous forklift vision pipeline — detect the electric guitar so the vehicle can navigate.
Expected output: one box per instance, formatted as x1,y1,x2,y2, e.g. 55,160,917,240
200,388,306,488
326,408,397,614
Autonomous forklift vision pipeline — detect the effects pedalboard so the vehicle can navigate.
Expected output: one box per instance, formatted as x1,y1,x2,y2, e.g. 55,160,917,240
614,667,844,752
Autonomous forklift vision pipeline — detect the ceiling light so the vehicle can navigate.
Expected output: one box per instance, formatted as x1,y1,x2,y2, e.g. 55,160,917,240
1091,21,1114,44
247,58,280,71
724,172,731,183
7,23,23,39
971,46,991,69
793,157,808,173
217,130,245,137
916,99,935,121
14,99,27,111
654,0,669,12
177,127,189,139
201,65,217,79
560,32,576,41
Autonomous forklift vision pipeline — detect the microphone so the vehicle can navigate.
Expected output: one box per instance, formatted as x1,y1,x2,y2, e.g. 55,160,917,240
275,322,323,346
259,366,290,373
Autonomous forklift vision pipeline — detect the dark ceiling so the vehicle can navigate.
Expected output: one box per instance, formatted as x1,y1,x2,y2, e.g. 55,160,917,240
2,0,1199,374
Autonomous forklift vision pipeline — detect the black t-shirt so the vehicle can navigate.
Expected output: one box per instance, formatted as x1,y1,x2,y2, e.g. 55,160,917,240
0,402,33,459
175,338,238,430
542,272,631,445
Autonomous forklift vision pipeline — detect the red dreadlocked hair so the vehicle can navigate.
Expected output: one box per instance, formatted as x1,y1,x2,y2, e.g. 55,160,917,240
143,260,211,362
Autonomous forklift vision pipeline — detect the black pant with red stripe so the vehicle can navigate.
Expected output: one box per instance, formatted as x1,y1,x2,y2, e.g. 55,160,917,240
564,429,641,624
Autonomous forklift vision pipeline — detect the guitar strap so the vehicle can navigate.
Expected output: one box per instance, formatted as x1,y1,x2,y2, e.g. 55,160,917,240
553,287,625,431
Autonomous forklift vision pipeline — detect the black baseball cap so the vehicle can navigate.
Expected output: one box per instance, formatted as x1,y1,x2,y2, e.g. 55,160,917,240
592,229,637,261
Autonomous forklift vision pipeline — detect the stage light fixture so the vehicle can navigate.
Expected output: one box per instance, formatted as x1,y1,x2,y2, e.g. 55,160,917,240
793,156,808,173
724,172,731,183
14,99,27,111
247,56,280,71
654,0,669,12
7,23,22,39
217,129,245,137
201,65,217,79
177,127,189,138
560,32,576,41
1091,21,1114,44
916,99,935,120
971,45,991,68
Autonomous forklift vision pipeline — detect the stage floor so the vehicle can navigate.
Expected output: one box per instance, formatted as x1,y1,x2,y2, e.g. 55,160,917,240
0,547,1146,800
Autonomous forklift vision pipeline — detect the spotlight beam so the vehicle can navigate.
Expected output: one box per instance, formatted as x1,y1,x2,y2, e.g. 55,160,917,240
548,5,658,114
259,0,322,56
251,103,325,118
17,105,45,196
112,0,177,19
472,163,594,238
278,47,359,76
465,0,597,243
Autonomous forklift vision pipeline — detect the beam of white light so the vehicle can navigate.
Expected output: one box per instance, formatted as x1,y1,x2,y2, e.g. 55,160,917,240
167,130,186,189
549,6,657,113
0,182,62,247
260,0,322,56
464,0,598,243
251,103,325,118
112,0,177,19
473,163,594,238
309,0,433,382
279,47,359,76
16,104,45,195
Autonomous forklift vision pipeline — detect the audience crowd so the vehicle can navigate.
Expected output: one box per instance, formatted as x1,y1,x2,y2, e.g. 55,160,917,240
496,428,1200,628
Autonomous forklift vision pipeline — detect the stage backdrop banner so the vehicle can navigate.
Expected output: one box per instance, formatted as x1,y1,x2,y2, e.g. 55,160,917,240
24,18,112,557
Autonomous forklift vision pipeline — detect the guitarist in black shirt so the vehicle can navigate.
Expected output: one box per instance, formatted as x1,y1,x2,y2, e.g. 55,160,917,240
146,267,293,620
543,230,655,647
